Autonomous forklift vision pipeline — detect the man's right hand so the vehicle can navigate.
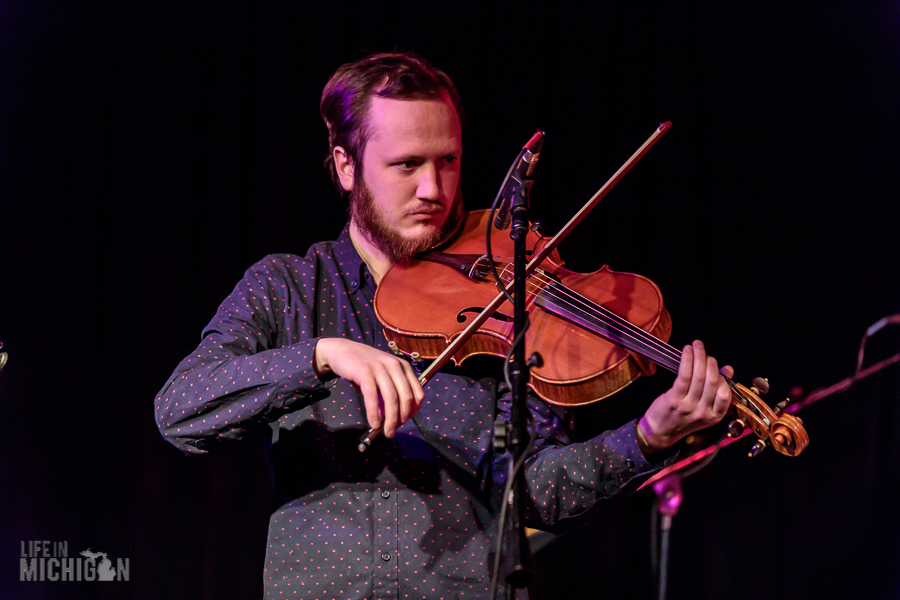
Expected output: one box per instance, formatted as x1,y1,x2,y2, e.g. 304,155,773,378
314,338,425,438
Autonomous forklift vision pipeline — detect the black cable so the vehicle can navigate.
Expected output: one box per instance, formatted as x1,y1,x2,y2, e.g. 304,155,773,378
855,313,900,380
488,409,538,600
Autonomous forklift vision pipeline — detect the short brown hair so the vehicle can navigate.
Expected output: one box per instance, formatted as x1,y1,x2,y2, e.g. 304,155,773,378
320,52,464,193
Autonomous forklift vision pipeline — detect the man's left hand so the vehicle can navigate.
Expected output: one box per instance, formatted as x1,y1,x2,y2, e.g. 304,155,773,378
638,339,732,454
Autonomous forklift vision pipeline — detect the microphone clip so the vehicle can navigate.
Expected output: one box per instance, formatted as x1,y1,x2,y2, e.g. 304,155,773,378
494,131,545,231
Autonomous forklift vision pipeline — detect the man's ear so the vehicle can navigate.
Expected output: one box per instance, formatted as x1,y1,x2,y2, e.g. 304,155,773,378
333,146,355,192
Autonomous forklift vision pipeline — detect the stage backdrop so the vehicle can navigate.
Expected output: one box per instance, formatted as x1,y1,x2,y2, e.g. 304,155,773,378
1,4,898,599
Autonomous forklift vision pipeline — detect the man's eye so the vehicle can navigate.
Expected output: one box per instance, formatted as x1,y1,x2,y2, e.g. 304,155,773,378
395,161,417,170
445,156,458,164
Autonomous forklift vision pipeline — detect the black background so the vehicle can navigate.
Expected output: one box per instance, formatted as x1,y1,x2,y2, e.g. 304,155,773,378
1,4,899,599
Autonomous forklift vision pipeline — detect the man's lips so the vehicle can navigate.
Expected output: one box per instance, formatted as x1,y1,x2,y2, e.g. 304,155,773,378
405,205,444,218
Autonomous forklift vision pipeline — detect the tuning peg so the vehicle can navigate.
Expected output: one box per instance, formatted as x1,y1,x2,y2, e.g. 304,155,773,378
750,377,770,395
748,439,767,458
727,419,746,438
387,340,404,357
410,352,424,364
774,398,790,416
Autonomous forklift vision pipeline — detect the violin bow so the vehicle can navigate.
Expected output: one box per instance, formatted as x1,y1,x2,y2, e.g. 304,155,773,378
359,122,672,451
418,122,673,383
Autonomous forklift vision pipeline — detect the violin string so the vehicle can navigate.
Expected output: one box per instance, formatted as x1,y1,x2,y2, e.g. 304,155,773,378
502,265,749,407
490,259,679,365
506,266,750,408
485,259,750,399
540,282,683,370
483,257,754,420
487,258,683,368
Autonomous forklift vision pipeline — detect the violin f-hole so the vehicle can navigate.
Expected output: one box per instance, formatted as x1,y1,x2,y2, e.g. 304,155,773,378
458,307,516,323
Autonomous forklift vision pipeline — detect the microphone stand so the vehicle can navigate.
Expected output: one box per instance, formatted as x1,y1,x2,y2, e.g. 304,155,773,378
501,171,538,596
651,474,684,600
640,313,900,599
490,124,669,597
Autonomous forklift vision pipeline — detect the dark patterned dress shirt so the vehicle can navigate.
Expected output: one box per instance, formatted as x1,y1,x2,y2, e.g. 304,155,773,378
155,224,658,599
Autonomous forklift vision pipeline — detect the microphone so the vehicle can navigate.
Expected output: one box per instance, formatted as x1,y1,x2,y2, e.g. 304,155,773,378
494,130,545,230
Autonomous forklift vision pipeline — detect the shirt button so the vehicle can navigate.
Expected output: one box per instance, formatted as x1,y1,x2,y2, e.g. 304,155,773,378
381,490,391,499
350,280,358,289
381,552,391,562
625,459,635,469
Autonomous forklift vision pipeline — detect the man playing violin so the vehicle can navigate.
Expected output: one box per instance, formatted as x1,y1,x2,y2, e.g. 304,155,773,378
155,51,732,599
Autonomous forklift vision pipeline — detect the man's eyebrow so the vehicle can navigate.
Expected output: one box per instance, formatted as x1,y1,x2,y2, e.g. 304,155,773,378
385,153,424,163
386,149,461,162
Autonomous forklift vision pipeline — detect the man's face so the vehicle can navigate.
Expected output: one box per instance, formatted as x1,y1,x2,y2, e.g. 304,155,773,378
347,93,463,264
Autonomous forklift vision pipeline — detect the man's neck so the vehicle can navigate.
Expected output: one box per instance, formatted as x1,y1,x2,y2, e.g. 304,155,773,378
348,220,392,285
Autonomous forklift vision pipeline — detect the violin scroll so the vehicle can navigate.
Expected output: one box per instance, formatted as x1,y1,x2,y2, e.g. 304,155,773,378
727,379,808,457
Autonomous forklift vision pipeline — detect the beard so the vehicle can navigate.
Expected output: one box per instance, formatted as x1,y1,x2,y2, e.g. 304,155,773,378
349,177,464,266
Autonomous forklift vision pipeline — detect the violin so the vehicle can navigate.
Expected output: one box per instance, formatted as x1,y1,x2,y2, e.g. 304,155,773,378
377,209,669,405
374,210,808,457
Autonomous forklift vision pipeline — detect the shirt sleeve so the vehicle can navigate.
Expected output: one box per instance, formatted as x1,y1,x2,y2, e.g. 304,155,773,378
154,256,333,454
496,393,667,531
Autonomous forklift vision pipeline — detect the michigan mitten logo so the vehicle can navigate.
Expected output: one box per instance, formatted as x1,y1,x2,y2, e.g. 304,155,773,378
20,540,130,582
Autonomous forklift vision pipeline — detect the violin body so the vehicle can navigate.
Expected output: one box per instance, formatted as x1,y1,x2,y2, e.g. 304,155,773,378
374,209,672,406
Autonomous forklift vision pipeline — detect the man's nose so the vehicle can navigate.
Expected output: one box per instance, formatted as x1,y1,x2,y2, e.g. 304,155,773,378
415,163,441,201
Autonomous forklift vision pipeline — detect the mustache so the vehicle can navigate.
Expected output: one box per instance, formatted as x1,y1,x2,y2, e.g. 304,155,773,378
404,203,445,216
